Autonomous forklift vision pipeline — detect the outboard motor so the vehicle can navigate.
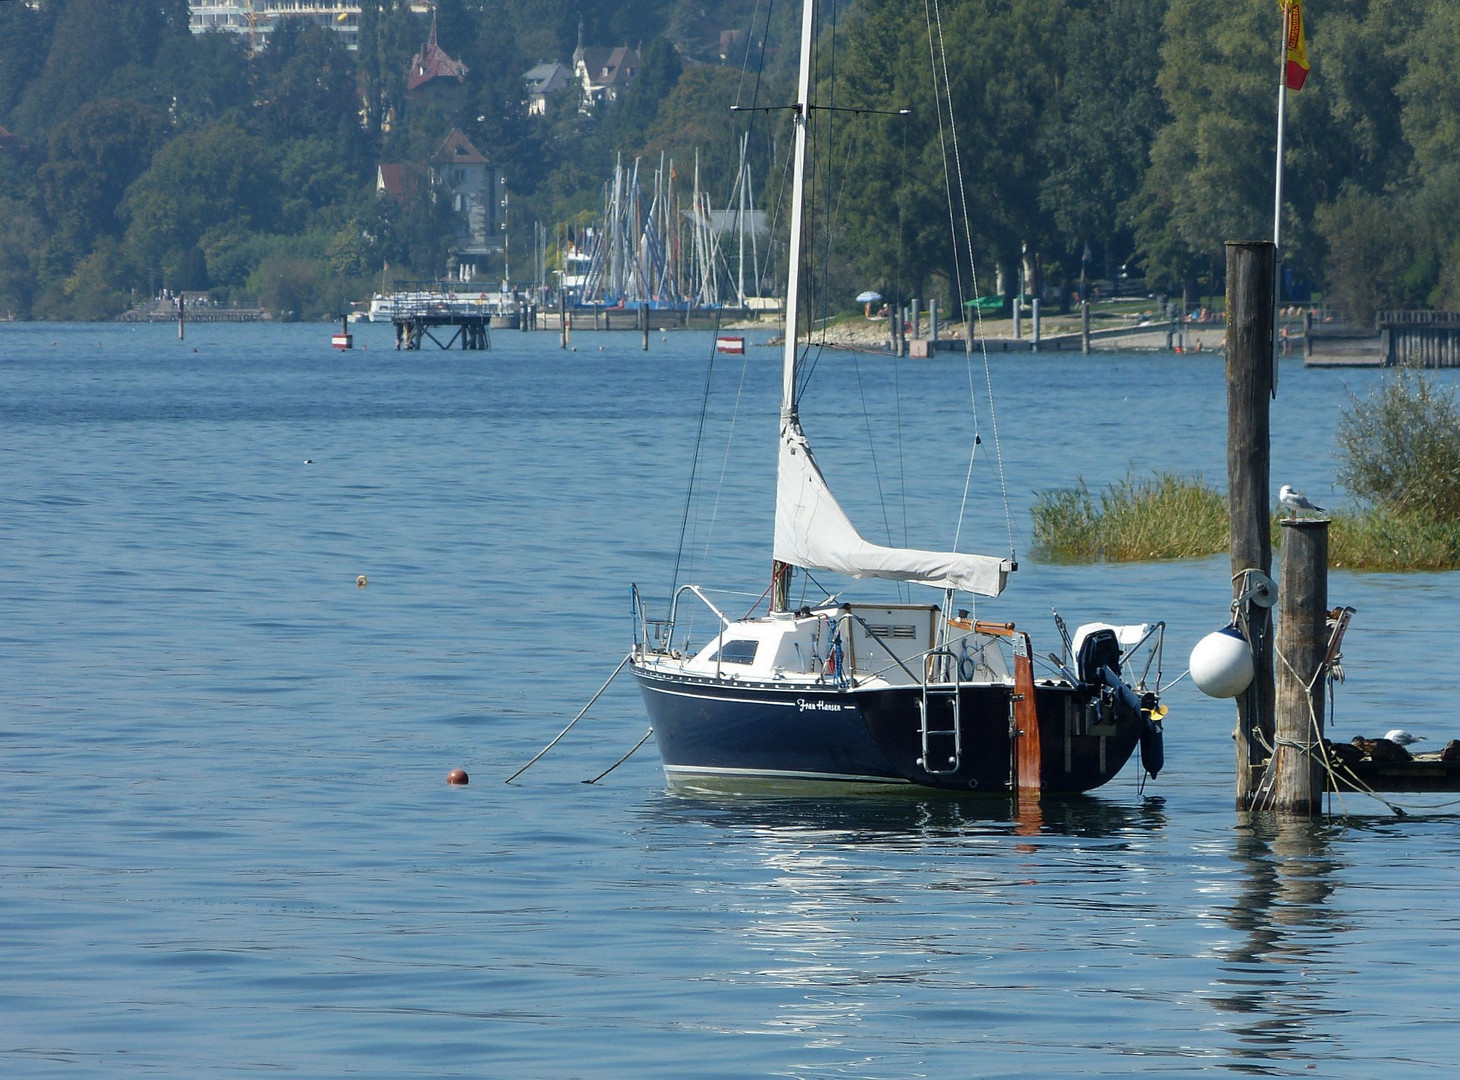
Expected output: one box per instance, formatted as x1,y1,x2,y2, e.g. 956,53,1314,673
1076,628,1121,685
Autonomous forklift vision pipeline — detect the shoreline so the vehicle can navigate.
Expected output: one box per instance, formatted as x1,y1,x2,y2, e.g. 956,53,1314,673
736,315,1230,354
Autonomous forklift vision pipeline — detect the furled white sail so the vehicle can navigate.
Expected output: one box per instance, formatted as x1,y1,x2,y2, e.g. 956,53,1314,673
773,420,1010,596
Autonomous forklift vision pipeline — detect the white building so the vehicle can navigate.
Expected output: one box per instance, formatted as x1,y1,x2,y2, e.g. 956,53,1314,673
188,2,374,51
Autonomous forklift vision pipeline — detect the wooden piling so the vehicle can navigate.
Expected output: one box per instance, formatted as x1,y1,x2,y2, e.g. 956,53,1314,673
1227,241,1277,811
1268,519,1328,814
641,302,649,350
559,291,568,349
929,298,939,343
1081,300,1090,355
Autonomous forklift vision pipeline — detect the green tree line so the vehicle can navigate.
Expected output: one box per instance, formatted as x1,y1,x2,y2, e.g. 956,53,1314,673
0,0,1456,321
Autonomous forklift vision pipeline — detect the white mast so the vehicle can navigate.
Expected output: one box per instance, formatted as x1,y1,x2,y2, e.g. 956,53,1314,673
768,0,1009,602
780,0,816,424
737,132,748,308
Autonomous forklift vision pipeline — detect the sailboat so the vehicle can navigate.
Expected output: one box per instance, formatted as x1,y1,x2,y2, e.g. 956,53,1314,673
628,0,1165,793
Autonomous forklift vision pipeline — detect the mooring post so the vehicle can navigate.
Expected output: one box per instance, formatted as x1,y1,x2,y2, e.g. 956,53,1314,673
1032,297,1041,351
559,291,568,349
1227,240,1277,811
964,308,973,355
929,298,939,343
910,298,920,341
641,302,649,350
177,293,185,341
1269,519,1328,813
1081,299,1091,355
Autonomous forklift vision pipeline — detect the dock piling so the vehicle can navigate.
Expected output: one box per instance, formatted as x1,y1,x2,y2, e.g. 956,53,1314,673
1268,519,1329,813
1226,240,1277,811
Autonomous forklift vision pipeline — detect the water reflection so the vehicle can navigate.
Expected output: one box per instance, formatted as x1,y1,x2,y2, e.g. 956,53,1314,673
635,789,1175,1054
1206,813,1348,1068
641,788,1169,846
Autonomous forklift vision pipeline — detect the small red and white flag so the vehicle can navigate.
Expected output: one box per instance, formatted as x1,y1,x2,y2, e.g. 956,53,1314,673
1283,0,1310,91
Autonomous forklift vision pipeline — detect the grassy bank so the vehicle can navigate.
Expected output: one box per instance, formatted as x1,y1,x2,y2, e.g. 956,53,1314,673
1031,473,1227,562
1032,474,1460,570
1034,375,1460,570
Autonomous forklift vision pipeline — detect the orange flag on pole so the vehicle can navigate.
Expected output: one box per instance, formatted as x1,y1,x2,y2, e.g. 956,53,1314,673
1284,0,1310,90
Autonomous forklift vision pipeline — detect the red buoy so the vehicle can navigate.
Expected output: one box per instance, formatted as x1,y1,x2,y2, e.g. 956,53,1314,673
447,768,469,786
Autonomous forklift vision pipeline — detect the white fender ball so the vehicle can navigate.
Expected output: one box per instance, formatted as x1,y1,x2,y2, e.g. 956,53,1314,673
1189,626,1254,698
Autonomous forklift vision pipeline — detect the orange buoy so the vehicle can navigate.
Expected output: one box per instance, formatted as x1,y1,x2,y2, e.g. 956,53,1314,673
447,768,469,786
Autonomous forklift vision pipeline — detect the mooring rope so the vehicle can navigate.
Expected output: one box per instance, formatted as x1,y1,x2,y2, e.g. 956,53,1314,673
504,654,631,784
583,727,655,785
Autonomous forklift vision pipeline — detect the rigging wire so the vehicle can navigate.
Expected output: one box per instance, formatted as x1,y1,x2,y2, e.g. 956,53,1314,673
669,0,783,608
692,341,755,584
926,0,1017,566
667,310,724,605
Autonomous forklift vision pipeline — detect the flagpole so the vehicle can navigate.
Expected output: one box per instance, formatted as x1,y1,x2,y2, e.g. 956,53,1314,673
1271,3,1289,387
1273,75,1286,249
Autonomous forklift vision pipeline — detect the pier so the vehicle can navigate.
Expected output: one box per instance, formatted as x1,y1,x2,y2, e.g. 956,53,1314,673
1305,309,1460,367
118,296,264,323
392,310,491,350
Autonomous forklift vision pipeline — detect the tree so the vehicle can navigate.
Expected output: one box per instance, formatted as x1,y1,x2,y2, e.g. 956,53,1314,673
122,124,280,287
616,36,683,132
1397,0,1460,180
13,0,190,133
38,100,170,245
1036,0,1166,284
0,1,52,120
1129,0,1273,289
250,21,362,145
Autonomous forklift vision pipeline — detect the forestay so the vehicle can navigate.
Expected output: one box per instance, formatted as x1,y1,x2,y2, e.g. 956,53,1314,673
773,419,1010,597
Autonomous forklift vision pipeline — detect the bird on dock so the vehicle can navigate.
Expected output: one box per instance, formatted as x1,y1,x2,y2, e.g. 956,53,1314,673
1352,735,1413,762
1326,739,1365,767
1383,728,1424,746
1279,484,1326,518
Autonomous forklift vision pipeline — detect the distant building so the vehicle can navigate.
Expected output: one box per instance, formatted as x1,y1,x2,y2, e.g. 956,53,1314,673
188,2,363,52
429,131,503,281
406,14,469,110
522,61,574,117
375,132,502,281
571,22,640,112
375,163,420,203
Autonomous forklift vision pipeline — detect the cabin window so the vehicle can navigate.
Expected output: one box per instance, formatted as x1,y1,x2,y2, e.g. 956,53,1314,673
712,639,759,665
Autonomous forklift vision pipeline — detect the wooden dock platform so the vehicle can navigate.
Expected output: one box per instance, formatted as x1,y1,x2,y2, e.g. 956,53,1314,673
393,312,491,350
1334,754,1460,794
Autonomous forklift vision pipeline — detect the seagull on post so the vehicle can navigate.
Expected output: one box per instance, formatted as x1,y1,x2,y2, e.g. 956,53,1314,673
1279,484,1326,519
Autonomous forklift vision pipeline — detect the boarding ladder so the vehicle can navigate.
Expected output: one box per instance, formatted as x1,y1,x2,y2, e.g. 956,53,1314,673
918,648,962,774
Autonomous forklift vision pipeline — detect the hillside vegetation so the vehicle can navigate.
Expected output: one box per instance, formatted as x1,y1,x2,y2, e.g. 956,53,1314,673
0,0,1457,320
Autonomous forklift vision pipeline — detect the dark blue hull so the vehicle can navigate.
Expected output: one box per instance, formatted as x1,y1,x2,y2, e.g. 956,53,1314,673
633,666,1151,793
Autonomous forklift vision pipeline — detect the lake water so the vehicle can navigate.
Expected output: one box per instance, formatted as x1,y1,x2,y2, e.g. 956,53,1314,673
3,321,1459,1077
